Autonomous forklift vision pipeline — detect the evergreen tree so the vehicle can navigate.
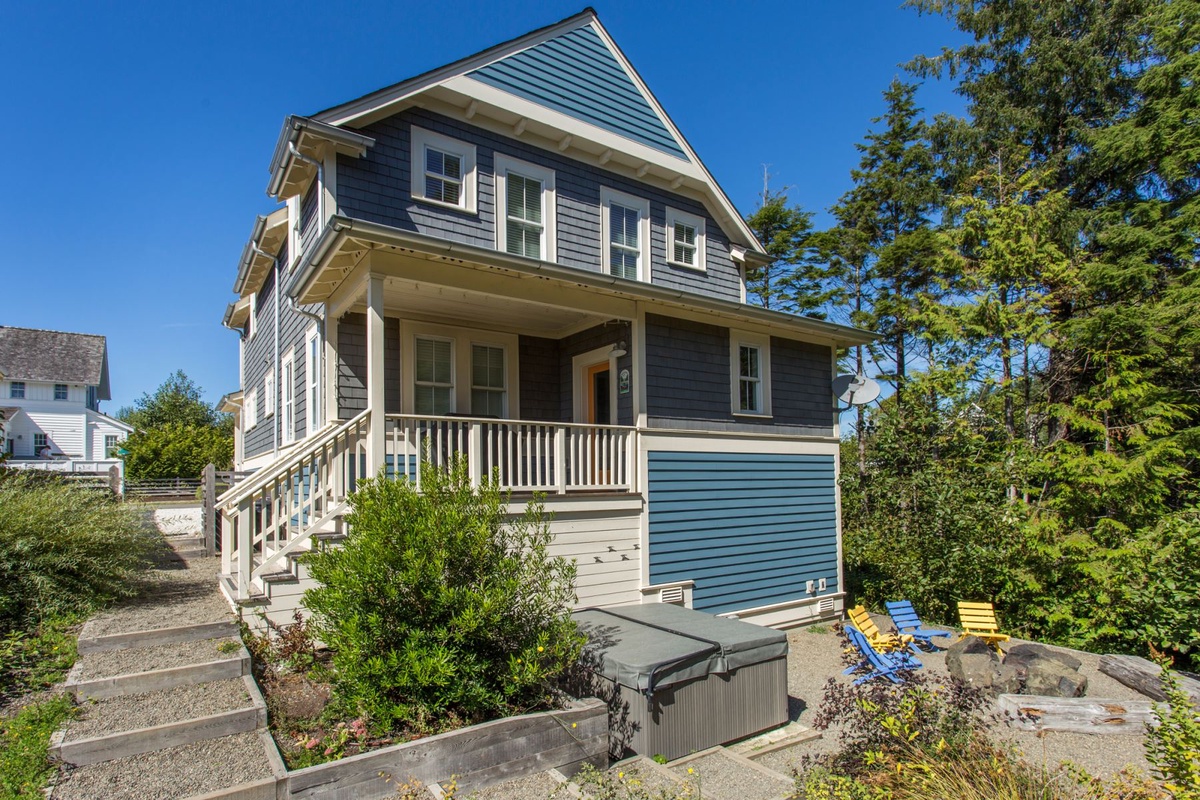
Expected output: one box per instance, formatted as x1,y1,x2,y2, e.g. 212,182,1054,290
830,79,943,404
744,185,831,316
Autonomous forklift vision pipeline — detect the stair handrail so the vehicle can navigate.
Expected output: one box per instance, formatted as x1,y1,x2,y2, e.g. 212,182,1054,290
217,408,370,509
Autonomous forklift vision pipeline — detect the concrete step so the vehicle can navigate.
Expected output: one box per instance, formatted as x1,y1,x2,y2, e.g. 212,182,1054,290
52,676,266,767
668,747,793,800
51,730,279,800
729,721,822,760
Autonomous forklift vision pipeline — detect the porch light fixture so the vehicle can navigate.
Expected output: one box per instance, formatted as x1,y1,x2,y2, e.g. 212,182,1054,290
610,341,627,358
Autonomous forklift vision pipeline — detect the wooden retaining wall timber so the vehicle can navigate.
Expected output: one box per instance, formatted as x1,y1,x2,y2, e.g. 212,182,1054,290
282,698,608,800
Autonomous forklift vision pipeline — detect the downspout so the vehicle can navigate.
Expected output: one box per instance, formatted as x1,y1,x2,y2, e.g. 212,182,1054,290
273,253,280,459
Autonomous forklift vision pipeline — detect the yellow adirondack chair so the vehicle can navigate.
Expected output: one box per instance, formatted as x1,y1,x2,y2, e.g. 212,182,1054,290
956,601,1010,651
847,605,914,653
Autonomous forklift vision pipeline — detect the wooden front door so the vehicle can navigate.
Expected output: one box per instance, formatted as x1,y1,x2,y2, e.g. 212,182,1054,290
585,362,611,425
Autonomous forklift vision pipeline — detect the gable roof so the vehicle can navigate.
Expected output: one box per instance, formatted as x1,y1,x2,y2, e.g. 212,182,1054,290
303,9,766,256
0,327,111,396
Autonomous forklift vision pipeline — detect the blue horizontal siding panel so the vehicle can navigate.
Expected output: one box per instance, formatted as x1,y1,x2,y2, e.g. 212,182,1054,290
468,25,688,160
648,450,839,615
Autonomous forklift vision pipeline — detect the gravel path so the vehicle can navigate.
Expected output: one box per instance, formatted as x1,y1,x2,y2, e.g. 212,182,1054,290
466,770,562,800
73,637,240,681
85,555,233,636
64,678,252,740
604,760,686,796
52,731,274,800
776,626,1154,781
670,751,790,800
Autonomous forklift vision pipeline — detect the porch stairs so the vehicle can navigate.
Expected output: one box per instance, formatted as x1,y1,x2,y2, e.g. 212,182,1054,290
217,411,369,624
50,535,281,800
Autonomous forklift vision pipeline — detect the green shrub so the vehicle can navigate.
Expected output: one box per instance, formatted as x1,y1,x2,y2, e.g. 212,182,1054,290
1144,659,1200,800
0,694,75,799
0,473,159,635
302,459,584,734
0,616,80,703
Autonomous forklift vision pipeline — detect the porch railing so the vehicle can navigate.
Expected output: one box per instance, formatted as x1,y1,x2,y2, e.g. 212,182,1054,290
220,410,636,601
384,414,636,494
220,410,370,600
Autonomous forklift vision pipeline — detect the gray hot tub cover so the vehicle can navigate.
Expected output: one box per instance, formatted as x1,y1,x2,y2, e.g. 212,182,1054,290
573,604,789,694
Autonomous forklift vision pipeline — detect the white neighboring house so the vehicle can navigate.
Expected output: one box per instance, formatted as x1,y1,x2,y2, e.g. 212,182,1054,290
0,327,132,473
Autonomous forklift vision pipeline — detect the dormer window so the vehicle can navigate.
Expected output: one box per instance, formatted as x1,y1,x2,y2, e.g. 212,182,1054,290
411,127,477,213
601,188,649,281
666,207,706,272
495,154,556,261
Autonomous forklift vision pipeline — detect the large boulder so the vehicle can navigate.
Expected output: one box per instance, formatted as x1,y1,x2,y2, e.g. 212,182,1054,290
1001,643,1088,697
947,635,1005,693
1004,643,1082,673
1024,658,1088,697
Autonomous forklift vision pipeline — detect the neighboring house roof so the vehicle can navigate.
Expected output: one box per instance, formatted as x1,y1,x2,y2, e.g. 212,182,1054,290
270,8,769,260
0,327,112,398
85,408,135,433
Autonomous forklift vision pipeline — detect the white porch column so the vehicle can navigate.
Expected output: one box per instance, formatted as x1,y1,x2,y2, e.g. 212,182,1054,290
325,312,339,423
366,273,386,474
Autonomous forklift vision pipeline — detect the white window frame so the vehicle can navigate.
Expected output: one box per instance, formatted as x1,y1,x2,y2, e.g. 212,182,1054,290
263,368,275,418
494,153,556,262
305,326,322,436
54,383,69,401
413,335,456,416
10,381,24,399
245,388,258,429
469,342,508,418
104,434,119,455
410,126,477,214
665,207,707,272
600,187,650,282
33,432,48,453
730,330,772,418
281,353,295,445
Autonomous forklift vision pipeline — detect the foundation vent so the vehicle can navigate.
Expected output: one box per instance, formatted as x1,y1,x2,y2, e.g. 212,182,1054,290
818,597,837,616
660,586,685,605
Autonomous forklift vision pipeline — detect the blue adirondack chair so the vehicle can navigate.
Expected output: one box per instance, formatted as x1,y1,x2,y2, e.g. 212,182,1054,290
842,624,922,685
885,600,954,652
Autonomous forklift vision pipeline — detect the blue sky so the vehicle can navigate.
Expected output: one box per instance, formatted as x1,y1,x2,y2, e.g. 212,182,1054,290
0,1,967,412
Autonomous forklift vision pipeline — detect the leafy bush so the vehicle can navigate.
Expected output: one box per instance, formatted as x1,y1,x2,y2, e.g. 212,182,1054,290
1144,658,1200,800
302,459,584,734
0,473,159,635
0,616,80,703
120,422,233,481
0,694,75,799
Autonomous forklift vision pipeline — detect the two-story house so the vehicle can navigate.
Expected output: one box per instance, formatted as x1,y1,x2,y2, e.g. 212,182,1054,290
0,326,131,466
218,9,873,630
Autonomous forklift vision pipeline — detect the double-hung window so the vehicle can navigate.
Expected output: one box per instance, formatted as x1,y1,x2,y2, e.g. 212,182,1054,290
730,331,771,417
601,189,649,281
54,384,68,400
263,369,275,417
104,435,119,455
495,154,555,261
414,337,454,415
305,328,321,436
281,355,295,444
470,344,506,417
9,381,24,399
411,127,477,213
33,433,48,454
245,388,258,429
665,207,706,271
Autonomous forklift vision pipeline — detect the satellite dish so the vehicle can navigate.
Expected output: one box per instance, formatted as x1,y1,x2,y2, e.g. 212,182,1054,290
832,374,881,409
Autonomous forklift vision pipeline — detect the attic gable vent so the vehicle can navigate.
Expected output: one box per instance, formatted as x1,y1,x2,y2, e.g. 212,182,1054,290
660,586,684,605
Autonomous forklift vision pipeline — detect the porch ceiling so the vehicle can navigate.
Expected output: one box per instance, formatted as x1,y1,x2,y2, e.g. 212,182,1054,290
344,277,610,336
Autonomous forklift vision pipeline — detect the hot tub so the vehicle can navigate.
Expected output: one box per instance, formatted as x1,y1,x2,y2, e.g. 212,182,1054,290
573,604,789,760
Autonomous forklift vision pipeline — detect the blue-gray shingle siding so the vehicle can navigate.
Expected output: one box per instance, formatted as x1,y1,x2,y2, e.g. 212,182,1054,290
336,312,400,419
644,313,833,436
647,451,840,614
467,25,687,160
336,108,741,302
